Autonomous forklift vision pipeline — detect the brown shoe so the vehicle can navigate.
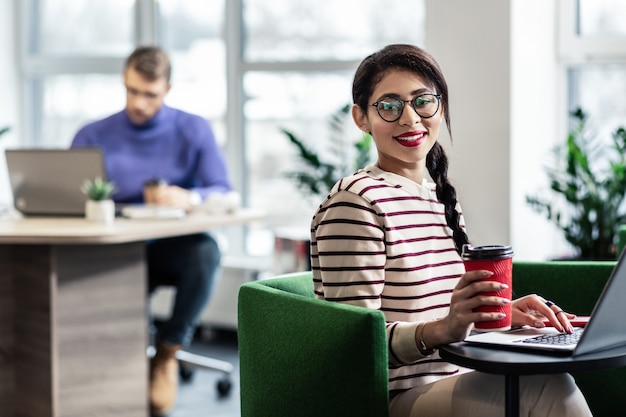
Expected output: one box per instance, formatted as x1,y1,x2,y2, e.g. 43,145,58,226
150,342,181,416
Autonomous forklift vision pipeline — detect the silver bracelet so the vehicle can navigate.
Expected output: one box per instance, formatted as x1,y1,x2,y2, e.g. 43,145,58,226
417,323,436,356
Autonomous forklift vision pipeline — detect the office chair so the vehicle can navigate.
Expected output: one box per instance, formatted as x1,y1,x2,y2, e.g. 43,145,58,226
147,341,233,397
147,324,234,398
148,288,235,398
148,252,271,398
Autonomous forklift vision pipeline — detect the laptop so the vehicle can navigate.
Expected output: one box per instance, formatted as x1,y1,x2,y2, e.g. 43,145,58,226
464,250,626,356
5,148,107,216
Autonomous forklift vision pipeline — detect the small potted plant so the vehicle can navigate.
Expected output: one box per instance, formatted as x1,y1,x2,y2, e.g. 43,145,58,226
81,176,116,224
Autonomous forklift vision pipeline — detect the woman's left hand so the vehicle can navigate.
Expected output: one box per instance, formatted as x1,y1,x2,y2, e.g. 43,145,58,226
511,294,576,333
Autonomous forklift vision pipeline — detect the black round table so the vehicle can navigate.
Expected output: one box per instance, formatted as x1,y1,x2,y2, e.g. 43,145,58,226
439,342,626,417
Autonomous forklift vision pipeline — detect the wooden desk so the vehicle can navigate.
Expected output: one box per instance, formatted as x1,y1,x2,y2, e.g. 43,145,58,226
0,209,265,417
439,342,626,417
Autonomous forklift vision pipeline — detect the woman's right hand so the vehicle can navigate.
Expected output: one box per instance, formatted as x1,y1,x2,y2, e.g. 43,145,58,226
423,270,510,347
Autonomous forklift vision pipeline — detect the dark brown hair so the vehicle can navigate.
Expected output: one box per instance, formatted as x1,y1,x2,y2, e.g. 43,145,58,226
125,45,171,82
352,44,470,254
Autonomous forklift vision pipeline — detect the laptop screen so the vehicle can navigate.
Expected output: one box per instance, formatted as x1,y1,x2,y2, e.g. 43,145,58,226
573,250,626,355
5,148,106,216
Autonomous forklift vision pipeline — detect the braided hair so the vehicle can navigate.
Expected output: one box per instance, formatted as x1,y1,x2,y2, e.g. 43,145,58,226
426,142,470,254
352,44,470,255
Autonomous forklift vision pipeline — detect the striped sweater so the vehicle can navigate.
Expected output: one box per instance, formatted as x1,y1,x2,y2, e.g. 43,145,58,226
310,165,471,393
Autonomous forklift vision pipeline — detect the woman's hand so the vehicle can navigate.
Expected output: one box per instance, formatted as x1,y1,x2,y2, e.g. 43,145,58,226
424,270,511,347
511,295,576,334
422,274,577,349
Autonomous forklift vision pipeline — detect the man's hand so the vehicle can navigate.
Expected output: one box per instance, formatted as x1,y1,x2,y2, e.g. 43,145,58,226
152,185,195,209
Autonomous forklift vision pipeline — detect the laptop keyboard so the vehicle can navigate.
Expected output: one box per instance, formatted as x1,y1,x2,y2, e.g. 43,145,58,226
520,327,584,346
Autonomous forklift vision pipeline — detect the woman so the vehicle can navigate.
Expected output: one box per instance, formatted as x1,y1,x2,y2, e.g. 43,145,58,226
310,44,591,417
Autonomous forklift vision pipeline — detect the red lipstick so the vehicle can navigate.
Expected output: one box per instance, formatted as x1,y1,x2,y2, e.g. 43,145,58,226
393,131,426,147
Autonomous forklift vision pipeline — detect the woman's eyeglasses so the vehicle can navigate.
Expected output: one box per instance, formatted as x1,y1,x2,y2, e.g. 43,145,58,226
371,94,441,122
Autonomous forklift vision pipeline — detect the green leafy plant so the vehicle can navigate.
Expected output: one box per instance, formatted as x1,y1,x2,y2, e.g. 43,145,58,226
81,177,116,201
0,126,10,138
526,108,626,260
282,103,373,201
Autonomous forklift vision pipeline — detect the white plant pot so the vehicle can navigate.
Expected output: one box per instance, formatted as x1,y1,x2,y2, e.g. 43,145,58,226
85,199,115,225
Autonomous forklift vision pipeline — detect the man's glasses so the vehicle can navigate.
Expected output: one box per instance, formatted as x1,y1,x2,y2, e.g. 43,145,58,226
371,94,441,122
125,86,163,101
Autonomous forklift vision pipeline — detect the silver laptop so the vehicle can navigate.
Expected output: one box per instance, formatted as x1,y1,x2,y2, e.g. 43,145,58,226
5,148,107,216
464,250,626,356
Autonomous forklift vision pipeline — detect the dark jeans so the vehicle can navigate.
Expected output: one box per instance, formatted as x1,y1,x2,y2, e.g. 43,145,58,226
147,232,221,347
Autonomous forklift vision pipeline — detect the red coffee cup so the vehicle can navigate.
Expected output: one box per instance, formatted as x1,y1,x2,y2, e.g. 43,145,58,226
462,244,514,332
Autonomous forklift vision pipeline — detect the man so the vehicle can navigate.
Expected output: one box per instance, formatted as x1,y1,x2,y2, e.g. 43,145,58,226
71,45,232,416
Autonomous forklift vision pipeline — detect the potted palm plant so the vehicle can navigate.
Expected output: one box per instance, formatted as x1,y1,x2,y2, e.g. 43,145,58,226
282,103,373,202
277,104,372,271
526,108,626,260
81,176,116,224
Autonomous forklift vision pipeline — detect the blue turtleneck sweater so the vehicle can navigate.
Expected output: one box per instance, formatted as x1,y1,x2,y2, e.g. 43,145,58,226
71,105,232,203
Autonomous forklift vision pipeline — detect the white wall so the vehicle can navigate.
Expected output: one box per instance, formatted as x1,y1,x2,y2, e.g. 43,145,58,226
425,0,512,250
425,0,567,260
0,0,19,206
510,0,571,260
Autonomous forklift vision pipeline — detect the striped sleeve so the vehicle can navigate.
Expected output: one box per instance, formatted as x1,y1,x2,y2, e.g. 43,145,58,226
311,189,386,307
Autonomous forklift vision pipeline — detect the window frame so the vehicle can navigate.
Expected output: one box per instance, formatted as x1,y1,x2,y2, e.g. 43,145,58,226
558,0,626,65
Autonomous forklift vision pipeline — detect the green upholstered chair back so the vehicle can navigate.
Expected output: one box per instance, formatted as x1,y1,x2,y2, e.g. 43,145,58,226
512,261,616,315
238,272,389,417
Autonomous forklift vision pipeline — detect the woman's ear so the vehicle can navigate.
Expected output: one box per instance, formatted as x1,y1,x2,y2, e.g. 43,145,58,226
352,104,370,134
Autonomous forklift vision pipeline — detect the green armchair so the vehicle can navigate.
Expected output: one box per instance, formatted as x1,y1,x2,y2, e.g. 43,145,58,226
237,272,389,417
238,261,621,417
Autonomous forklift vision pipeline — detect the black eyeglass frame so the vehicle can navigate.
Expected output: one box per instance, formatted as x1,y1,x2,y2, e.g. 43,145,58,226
370,93,442,122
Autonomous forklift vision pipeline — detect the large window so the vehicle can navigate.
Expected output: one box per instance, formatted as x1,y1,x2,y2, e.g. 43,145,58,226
241,1,425,254
21,0,226,147
30,0,134,55
578,0,626,36
560,0,626,137
20,0,425,258
243,0,425,62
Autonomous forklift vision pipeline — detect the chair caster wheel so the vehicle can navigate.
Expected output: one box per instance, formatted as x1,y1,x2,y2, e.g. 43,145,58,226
179,363,195,382
217,377,232,397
